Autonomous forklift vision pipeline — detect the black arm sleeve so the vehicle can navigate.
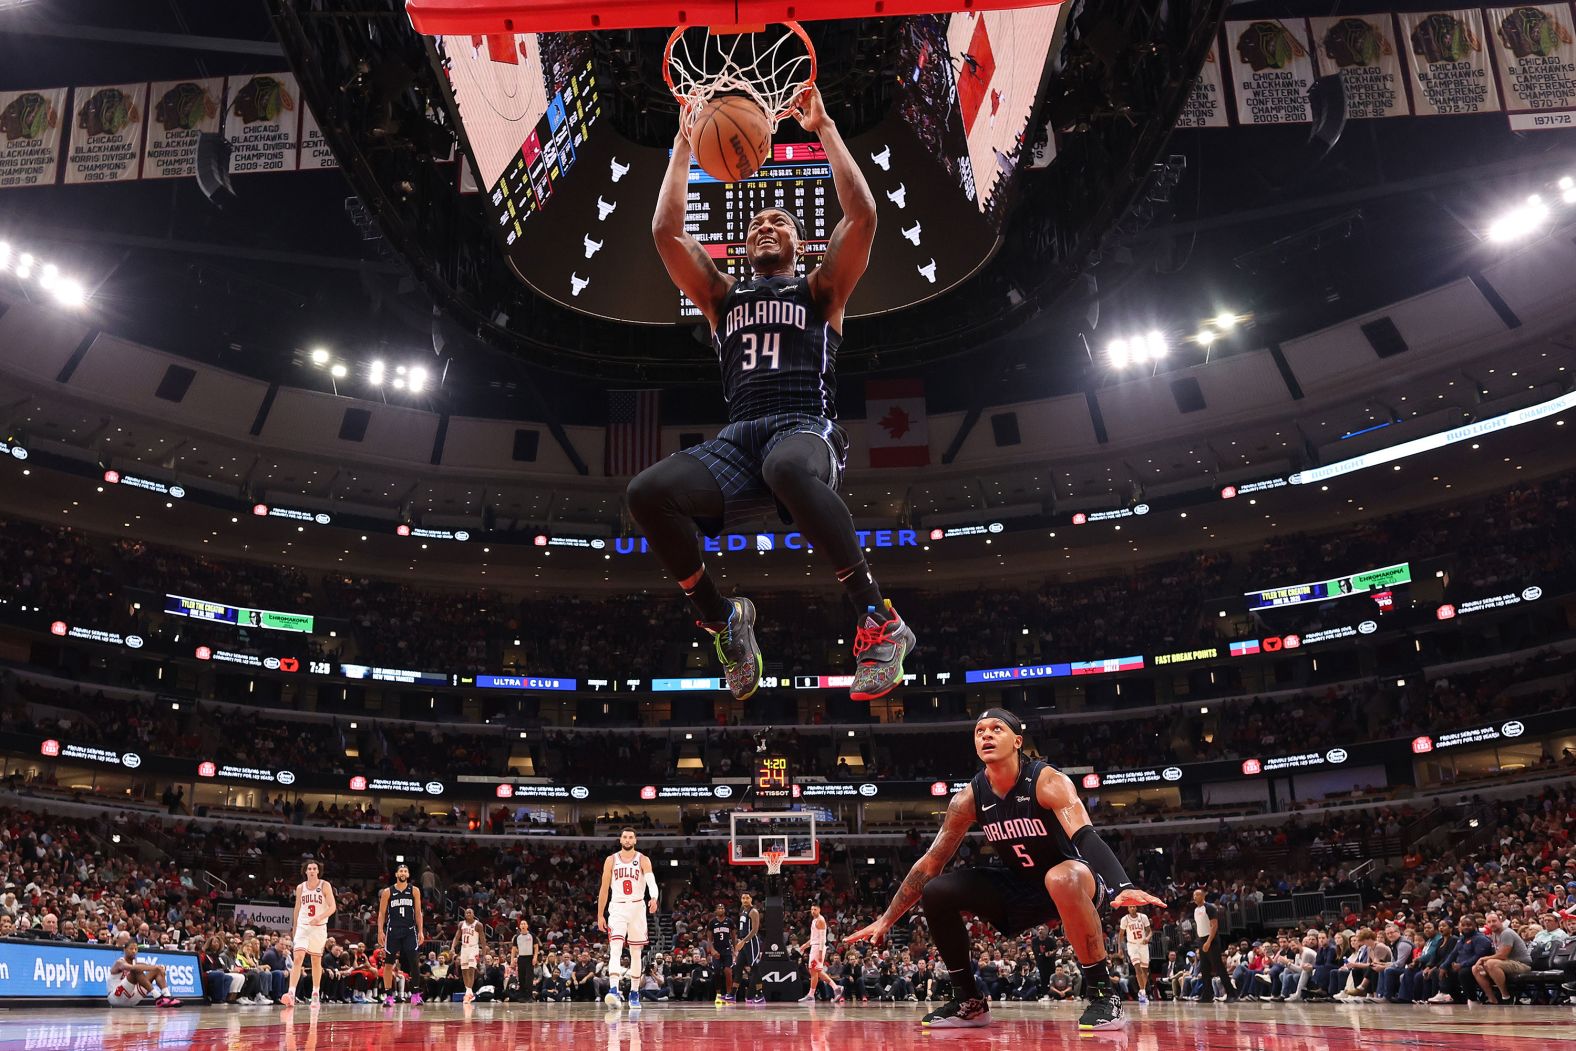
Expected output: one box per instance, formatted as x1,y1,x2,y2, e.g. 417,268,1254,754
1071,825,1134,903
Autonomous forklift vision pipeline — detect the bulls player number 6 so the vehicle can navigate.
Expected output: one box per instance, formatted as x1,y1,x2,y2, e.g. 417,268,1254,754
739,332,781,372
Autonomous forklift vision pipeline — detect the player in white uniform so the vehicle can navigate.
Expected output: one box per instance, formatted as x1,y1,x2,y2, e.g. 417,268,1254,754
282,860,336,1007
1119,905,1152,1004
108,942,181,1007
797,902,844,1003
450,907,486,1003
597,827,659,1008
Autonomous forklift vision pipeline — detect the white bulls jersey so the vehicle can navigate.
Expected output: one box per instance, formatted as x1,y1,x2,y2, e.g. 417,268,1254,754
460,920,483,951
609,851,647,904
810,916,828,952
1120,912,1151,945
296,881,327,926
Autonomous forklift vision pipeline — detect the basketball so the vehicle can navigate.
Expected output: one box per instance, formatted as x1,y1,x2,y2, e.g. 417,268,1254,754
691,95,771,182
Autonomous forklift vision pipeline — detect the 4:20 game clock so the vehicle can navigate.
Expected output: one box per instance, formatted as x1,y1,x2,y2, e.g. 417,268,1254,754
754,755,794,800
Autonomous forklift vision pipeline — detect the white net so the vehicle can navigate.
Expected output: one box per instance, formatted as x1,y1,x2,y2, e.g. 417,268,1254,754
664,22,817,134
762,849,787,876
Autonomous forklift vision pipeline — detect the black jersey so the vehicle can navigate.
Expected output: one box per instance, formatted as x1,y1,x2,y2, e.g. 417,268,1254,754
737,908,760,956
713,274,839,423
712,918,733,957
970,758,1083,878
385,883,417,932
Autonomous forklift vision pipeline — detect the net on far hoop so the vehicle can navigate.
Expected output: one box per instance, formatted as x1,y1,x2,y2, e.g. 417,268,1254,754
664,22,817,134
762,848,787,876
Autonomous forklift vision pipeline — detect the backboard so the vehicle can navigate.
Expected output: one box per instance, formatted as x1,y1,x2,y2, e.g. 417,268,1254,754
728,810,818,867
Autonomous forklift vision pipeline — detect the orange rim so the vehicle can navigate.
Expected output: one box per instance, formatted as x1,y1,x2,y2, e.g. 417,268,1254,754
662,20,818,123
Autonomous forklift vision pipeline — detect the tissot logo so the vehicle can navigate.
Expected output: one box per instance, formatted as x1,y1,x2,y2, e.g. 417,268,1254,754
1082,773,1101,789
1241,759,1262,776
1326,748,1349,764
198,762,217,778
714,785,735,799
859,784,878,797
1502,721,1525,738
570,786,590,799
277,770,296,785
424,781,444,795
1162,767,1183,781
496,784,514,798
122,753,142,768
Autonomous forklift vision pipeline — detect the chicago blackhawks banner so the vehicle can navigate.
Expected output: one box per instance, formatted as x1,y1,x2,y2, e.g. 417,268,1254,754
1178,38,1231,128
1225,19,1316,123
1311,15,1412,117
1488,4,1576,130
297,102,339,170
0,88,67,188
225,73,301,173
1399,9,1504,114
64,83,147,184
142,79,223,180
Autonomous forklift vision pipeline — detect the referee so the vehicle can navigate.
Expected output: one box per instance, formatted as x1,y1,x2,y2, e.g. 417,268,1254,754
513,917,537,1002
1192,888,1235,1002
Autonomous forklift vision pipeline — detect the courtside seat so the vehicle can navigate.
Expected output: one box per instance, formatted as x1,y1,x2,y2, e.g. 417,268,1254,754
1511,940,1575,1001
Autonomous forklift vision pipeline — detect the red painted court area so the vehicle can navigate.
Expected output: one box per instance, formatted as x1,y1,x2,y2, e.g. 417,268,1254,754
0,1003,1568,1051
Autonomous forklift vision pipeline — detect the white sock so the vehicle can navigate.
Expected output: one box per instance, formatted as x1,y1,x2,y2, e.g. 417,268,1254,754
628,945,643,979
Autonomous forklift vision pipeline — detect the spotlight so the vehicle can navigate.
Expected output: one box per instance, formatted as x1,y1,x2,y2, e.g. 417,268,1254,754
408,366,428,393
330,363,348,379
393,377,406,390
1564,182,1576,205
369,360,386,385
1212,312,1237,330
0,242,10,268
38,263,58,290
1560,175,1574,191
1107,339,1131,368
310,348,330,366
1145,331,1167,358
53,279,85,308
1487,195,1550,243
1195,329,1217,346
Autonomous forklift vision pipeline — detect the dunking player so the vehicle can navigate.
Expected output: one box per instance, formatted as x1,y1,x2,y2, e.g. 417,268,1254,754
597,827,659,1007
847,709,1164,1031
798,902,845,1003
376,863,425,1006
734,891,764,1005
711,903,736,1004
633,84,916,704
282,860,336,1007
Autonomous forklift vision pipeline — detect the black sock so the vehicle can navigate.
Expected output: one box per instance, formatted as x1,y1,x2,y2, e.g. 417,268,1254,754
836,560,884,614
683,569,731,624
1081,959,1112,998
947,967,981,1002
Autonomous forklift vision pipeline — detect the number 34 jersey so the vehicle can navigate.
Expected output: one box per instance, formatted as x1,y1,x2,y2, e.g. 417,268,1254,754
713,274,840,424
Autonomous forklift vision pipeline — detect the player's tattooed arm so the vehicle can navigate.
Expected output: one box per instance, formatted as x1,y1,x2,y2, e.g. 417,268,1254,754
797,85,876,330
848,786,974,943
652,126,735,325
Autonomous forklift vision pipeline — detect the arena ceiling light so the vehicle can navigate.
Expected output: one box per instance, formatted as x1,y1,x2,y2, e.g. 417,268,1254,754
0,241,88,309
1487,195,1551,243
1106,331,1167,369
1562,176,1576,205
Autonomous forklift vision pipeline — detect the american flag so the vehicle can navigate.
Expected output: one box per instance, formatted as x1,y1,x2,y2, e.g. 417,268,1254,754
605,389,662,476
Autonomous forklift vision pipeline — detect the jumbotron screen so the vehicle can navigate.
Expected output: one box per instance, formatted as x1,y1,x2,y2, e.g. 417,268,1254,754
433,9,1066,324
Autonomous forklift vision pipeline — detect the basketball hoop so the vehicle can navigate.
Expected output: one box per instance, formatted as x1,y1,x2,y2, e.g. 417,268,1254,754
762,848,787,876
664,22,817,135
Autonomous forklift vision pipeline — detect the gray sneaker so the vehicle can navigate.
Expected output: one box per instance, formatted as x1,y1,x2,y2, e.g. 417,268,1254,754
700,597,763,701
849,601,917,701
920,996,991,1028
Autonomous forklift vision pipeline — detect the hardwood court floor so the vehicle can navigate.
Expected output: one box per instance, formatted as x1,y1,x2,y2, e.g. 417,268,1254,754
0,999,1568,1051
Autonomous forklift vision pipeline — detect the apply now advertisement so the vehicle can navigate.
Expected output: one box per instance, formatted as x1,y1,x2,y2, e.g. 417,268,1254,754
0,939,202,999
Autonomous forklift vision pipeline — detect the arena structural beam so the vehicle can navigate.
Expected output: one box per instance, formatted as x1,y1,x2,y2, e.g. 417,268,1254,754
405,0,1067,34
0,21,285,56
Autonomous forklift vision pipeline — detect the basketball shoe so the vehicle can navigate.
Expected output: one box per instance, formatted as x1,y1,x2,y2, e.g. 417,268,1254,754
700,597,763,701
848,601,916,701
1078,991,1126,1031
921,996,990,1028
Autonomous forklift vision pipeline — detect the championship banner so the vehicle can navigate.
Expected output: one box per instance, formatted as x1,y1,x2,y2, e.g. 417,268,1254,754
225,73,301,173
1178,38,1231,128
0,88,67,188
1225,19,1316,123
64,83,147,184
1488,4,1576,130
1399,9,1504,114
298,102,339,169
143,79,223,180
1310,15,1411,118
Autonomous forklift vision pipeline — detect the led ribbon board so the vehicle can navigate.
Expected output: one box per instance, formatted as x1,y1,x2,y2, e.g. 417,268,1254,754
1245,563,1411,611
164,594,314,634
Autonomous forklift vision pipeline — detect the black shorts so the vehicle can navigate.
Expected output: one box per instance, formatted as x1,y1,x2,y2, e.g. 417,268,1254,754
735,940,761,971
385,927,419,970
934,867,1097,938
683,413,848,535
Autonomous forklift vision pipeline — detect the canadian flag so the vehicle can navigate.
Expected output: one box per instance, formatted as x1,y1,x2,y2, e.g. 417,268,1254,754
866,379,930,468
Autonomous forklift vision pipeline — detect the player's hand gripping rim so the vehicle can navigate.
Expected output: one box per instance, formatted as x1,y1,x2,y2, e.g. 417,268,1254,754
790,85,828,134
